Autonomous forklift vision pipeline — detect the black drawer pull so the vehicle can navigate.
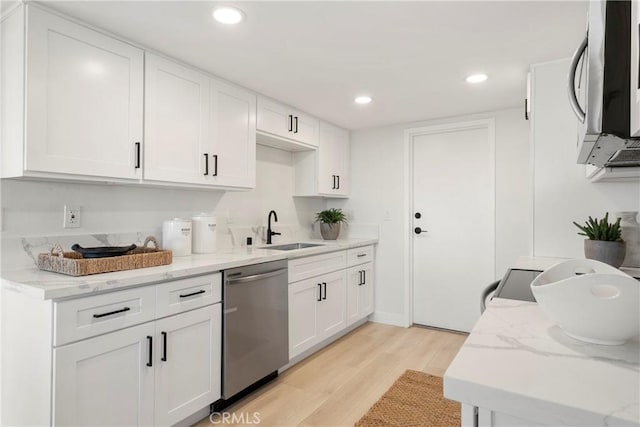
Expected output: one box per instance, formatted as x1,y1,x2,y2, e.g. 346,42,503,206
134,142,141,169
161,331,167,362
357,254,367,258
179,289,206,298
146,336,153,367
93,307,131,318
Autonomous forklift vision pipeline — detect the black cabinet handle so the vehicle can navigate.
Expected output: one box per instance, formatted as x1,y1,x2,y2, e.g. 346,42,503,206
179,289,206,298
204,153,209,175
358,270,363,286
288,115,293,132
336,175,340,190
135,142,141,169
322,282,327,300
363,270,366,285
294,116,299,133
332,175,336,190
212,154,218,177
146,336,153,367
317,283,322,301
357,253,367,258
93,307,130,318
161,331,167,362
524,98,529,121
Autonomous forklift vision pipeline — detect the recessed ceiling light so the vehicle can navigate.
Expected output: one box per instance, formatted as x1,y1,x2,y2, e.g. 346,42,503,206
466,74,488,84
213,6,245,24
354,96,373,104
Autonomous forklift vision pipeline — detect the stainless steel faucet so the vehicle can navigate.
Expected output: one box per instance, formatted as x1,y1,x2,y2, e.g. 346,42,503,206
266,210,281,244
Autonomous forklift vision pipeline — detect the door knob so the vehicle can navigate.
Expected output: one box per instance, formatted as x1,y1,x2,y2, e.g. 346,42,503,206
414,212,421,219
414,227,427,234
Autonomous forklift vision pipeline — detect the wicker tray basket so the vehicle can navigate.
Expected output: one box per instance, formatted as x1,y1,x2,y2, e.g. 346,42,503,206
37,237,172,277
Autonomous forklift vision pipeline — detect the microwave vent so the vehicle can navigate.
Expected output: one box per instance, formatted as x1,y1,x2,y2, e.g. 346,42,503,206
605,147,640,167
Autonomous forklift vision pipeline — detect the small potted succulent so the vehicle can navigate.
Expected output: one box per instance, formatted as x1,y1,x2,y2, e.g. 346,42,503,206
315,208,348,240
573,212,626,267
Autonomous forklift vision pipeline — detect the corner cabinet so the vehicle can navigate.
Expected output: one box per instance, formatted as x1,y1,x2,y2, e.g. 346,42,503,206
2,5,144,181
293,121,350,197
144,53,256,189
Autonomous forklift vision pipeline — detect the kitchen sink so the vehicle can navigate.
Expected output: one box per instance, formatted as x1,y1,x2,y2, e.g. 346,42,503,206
264,243,325,251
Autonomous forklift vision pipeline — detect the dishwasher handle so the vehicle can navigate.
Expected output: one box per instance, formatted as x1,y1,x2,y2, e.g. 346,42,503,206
226,268,287,285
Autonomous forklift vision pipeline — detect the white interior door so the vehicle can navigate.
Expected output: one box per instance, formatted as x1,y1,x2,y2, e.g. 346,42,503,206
411,122,495,332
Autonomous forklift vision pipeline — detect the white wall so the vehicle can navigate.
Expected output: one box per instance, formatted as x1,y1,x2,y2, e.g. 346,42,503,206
329,107,533,326
0,144,325,250
531,60,640,258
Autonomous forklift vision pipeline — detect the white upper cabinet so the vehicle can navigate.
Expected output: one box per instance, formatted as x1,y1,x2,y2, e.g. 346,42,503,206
144,53,210,185
294,121,350,197
257,96,319,149
144,55,256,189
208,79,256,189
23,6,144,180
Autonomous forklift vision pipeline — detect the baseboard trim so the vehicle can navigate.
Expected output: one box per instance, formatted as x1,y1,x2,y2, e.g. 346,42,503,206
369,311,409,327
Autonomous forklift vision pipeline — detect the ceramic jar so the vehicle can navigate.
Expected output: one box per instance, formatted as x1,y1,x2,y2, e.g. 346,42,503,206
616,211,640,268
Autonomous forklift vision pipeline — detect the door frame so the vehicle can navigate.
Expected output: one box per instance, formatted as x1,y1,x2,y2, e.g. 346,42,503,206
403,119,496,327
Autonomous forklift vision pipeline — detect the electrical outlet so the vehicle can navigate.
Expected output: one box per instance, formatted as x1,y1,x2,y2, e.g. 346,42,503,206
63,205,81,228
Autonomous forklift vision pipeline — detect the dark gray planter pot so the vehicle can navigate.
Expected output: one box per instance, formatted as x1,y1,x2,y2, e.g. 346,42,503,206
584,239,626,268
320,223,341,240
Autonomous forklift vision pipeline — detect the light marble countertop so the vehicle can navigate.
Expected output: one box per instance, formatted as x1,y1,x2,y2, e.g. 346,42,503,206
444,298,640,426
1,238,377,300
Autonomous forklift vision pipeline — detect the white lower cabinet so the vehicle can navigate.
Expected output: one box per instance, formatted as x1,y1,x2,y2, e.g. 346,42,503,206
154,304,221,426
346,262,374,326
289,270,347,358
10,273,224,427
53,322,155,426
288,246,375,360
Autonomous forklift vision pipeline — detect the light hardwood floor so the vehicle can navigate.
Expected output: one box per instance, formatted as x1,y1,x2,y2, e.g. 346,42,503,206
195,322,467,427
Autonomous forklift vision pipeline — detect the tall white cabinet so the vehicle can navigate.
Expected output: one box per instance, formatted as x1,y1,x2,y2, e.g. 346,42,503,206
7,6,144,180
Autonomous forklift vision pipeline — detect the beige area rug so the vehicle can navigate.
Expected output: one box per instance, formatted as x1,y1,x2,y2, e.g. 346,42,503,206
354,370,461,427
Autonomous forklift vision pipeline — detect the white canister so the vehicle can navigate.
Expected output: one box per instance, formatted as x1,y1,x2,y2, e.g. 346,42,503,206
162,218,192,256
192,214,217,254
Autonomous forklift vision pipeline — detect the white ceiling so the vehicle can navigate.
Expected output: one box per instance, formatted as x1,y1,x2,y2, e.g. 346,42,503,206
38,1,588,130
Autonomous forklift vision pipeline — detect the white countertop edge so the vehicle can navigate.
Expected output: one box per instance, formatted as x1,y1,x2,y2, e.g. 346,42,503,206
1,238,378,300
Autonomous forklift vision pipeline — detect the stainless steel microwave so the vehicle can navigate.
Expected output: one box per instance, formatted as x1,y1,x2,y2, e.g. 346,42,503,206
568,0,640,168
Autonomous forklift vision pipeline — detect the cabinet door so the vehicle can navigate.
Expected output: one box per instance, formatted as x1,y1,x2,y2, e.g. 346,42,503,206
288,277,322,359
292,111,319,147
209,79,256,188
318,121,350,195
53,322,155,426
358,263,374,318
257,97,291,139
317,270,347,340
25,6,143,180
154,304,221,426
346,266,361,326
144,53,210,185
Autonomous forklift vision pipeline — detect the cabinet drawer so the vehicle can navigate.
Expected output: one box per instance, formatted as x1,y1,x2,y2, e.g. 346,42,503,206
347,245,373,267
54,286,156,346
156,273,222,318
288,251,347,283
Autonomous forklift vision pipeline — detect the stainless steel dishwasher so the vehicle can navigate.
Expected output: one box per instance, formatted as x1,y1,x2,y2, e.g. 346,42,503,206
222,260,289,401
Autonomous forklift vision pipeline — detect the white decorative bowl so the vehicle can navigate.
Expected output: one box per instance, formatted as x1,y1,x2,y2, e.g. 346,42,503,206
531,259,639,345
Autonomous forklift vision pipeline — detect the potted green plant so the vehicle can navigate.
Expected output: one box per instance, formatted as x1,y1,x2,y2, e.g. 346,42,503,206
315,208,348,240
573,212,626,267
